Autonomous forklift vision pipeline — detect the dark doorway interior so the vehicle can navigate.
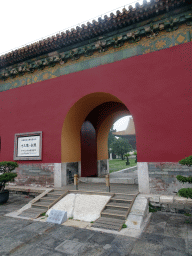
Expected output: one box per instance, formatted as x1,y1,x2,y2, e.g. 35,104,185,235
80,121,97,177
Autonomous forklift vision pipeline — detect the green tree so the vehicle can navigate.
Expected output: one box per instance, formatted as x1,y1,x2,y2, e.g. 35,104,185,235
108,125,116,155
111,137,132,160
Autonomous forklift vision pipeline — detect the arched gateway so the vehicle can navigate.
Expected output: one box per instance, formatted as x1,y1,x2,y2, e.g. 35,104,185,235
61,92,130,182
0,0,192,195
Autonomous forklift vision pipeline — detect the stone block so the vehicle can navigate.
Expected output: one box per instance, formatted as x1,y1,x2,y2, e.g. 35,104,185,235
170,203,185,210
161,204,169,212
125,214,144,229
174,196,187,204
184,205,192,213
126,196,149,230
130,197,149,217
169,206,176,213
160,195,174,204
138,162,150,194
149,195,160,203
150,202,161,207
186,199,192,205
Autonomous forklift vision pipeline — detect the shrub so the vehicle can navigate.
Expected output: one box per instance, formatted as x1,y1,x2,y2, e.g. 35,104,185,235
178,188,192,199
176,175,192,184
176,156,192,199
179,155,192,166
0,161,18,192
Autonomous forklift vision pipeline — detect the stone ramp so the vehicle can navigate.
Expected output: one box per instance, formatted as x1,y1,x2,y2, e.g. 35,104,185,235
19,189,68,219
91,193,137,231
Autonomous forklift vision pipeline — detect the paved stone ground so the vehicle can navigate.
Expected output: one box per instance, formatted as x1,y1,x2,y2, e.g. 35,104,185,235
0,192,192,255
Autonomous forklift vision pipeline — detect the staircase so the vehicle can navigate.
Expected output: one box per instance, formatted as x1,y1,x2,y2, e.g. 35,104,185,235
19,189,68,219
91,193,137,231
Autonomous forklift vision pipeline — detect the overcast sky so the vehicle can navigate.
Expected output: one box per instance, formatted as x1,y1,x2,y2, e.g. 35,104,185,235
0,0,146,55
0,0,139,130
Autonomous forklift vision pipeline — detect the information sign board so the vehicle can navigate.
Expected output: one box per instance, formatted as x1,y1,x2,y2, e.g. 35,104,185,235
14,131,42,160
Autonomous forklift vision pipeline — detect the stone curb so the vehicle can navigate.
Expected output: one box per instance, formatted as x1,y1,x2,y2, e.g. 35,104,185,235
142,193,192,213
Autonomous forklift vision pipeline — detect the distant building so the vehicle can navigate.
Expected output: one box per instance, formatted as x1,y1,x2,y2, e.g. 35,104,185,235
113,118,136,150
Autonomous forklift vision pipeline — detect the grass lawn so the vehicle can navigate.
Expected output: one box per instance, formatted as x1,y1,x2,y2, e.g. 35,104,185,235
109,158,137,173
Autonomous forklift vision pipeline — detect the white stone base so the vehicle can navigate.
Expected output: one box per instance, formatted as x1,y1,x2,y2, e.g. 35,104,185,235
126,195,149,230
137,162,150,194
47,193,111,222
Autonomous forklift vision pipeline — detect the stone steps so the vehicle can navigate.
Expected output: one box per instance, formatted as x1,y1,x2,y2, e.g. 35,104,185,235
92,193,137,231
106,202,130,210
92,217,124,231
110,198,132,204
101,208,128,220
19,207,48,218
18,189,68,219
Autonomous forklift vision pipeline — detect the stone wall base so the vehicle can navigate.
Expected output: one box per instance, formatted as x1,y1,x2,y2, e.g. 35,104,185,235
11,160,109,188
13,161,190,193
12,163,54,188
148,162,192,195
145,194,192,214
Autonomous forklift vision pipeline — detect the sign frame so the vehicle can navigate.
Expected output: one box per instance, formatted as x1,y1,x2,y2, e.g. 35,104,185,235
13,131,42,160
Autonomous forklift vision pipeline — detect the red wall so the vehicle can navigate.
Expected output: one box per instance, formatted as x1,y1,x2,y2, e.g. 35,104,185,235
0,42,192,163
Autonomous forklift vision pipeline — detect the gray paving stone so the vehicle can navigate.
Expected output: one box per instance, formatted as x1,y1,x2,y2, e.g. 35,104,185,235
166,215,187,227
161,249,188,256
163,236,186,251
150,212,171,224
45,252,68,256
140,233,164,245
110,235,136,254
79,244,104,256
187,239,192,255
47,225,77,240
22,221,55,233
101,248,123,256
0,252,10,256
37,235,68,249
55,239,87,255
0,237,23,253
4,230,39,243
145,222,166,235
87,232,116,245
164,225,187,238
68,229,94,243
11,246,51,256
130,241,163,256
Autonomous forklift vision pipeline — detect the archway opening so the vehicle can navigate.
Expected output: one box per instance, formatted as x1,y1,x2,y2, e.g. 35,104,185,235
108,115,137,173
61,92,135,182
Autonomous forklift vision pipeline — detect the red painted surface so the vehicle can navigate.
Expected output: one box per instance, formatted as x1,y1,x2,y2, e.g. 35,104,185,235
81,121,97,177
0,42,192,163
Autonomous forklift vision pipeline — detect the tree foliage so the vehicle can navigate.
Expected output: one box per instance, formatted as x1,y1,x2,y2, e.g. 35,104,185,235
177,156,192,199
179,155,192,166
108,125,116,152
0,161,18,192
111,137,132,160
176,175,192,184
178,188,192,199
